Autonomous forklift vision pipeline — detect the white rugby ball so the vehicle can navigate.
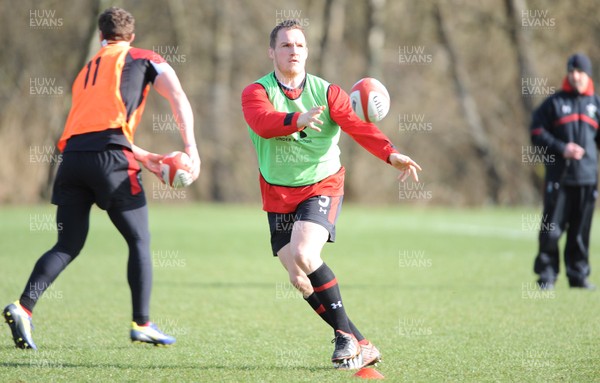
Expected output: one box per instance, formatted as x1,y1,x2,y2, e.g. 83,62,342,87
160,151,193,188
349,77,391,123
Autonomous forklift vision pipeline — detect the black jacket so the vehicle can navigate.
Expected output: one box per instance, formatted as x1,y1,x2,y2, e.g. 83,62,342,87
530,80,600,186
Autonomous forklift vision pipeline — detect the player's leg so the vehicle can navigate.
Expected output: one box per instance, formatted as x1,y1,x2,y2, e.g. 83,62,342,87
277,228,367,333
107,205,175,346
20,203,91,310
3,202,92,350
289,220,360,363
534,182,567,289
564,185,596,289
277,246,378,366
291,196,380,367
278,244,365,333
107,206,152,325
270,202,377,367
302,288,380,368
100,147,174,346
289,195,364,363
292,196,354,334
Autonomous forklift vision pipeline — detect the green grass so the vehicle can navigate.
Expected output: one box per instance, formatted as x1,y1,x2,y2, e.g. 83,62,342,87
1,203,600,382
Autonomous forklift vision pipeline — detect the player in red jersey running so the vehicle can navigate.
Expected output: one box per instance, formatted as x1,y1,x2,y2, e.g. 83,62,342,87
242,19,421,369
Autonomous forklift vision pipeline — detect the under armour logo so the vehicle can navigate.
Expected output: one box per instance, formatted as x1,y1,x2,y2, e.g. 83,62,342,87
330,301,343,309
318,196,330,215
318,196,330,207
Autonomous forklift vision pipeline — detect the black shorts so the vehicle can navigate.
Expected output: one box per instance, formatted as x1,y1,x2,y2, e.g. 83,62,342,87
51,146,146,211
267,195,343,256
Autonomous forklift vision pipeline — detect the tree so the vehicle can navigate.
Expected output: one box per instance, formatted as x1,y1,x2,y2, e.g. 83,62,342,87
434,1,502,203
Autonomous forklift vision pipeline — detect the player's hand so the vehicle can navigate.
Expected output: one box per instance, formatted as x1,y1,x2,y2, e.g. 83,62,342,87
389,153,422,182
563,142,584,160
297,105,325,132
142,152,165,180
185,145,201,181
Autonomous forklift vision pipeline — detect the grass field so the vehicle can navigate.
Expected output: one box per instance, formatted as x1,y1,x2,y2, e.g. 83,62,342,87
1,203,599,382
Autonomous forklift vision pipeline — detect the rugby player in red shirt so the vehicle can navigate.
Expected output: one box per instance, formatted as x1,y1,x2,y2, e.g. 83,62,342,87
242,20,421,369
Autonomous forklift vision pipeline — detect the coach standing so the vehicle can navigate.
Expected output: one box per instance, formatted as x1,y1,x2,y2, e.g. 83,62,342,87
531,53,600,290
3,7,200,350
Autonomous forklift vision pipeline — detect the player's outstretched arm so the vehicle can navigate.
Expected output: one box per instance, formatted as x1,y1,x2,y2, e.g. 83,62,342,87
389,153,422,182
153,69,201,180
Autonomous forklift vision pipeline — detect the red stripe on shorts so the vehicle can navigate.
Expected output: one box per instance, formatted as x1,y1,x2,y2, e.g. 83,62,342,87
328,196,340,224
122,149,142,195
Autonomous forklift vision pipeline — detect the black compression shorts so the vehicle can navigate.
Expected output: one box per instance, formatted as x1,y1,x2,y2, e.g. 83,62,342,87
51,146,146,211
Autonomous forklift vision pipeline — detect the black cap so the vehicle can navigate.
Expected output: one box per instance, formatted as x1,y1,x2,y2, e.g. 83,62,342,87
567,53,592,77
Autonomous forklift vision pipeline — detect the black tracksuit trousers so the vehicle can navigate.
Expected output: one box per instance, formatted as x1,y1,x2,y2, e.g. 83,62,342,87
534,182,596,285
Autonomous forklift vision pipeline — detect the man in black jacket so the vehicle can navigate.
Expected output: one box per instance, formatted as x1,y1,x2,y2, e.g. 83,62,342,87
530,53,600,290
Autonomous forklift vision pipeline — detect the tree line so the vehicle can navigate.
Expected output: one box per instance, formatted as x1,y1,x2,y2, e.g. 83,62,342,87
1,0,598,206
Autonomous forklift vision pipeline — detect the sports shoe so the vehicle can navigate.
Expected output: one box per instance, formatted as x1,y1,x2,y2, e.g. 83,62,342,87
130,322,176,346
359,340,382,367
333,353,363,370
3,301,37,350
331,330,361,363
333,340,381,370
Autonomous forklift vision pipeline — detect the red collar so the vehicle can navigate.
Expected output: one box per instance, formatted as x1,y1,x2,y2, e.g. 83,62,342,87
562,76,595,96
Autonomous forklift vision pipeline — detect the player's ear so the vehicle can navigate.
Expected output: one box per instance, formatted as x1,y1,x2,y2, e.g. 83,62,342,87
268,47,274,60
129,33,136,43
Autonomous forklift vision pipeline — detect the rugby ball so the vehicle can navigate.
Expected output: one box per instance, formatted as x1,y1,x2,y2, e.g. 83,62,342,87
349,77,390,123
160,151,193,188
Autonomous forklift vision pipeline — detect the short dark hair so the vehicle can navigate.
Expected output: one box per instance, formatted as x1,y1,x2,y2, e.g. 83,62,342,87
269,20,305,49
98,7,135,41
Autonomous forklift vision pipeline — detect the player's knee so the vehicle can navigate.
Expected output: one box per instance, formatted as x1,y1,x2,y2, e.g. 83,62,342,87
290,246,315,270
53,242,83,259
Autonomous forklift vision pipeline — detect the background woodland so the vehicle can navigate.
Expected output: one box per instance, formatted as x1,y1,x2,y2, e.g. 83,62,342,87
1,0,599,206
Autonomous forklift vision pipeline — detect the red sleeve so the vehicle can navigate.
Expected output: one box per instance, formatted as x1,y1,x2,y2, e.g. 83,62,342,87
128,47,166,63
327,84,399,163
241,83,302,139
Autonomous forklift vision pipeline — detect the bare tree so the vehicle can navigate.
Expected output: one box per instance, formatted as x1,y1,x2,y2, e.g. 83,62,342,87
366,0,386,79
434,1,502,203
1,1,597,206
505,0,544,200
318,0,347,78
206,0,234,201
505,0,538,115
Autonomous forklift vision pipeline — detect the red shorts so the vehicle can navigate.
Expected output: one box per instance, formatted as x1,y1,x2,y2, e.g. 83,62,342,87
260,167,345,213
